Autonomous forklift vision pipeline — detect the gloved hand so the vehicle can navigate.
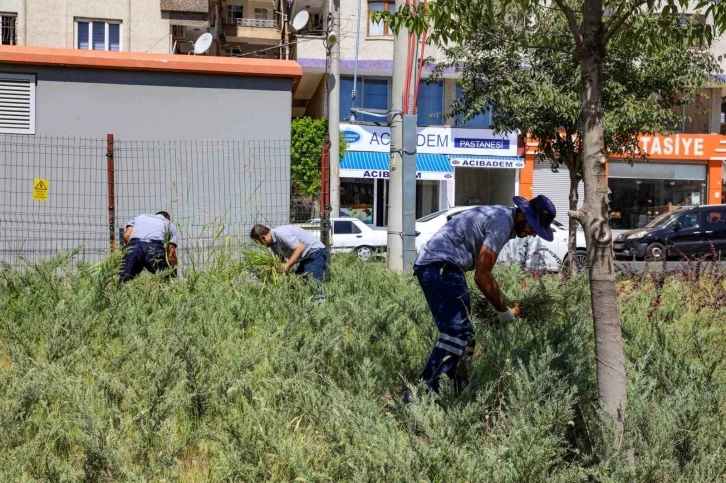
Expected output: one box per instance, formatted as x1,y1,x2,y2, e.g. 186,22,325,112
497,307,517,323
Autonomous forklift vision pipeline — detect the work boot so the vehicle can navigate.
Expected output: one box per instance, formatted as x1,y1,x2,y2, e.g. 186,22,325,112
454,339,476,396
401,387,416,405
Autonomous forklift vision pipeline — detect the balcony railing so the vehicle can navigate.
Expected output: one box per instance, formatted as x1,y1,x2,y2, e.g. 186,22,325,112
228,18,277,28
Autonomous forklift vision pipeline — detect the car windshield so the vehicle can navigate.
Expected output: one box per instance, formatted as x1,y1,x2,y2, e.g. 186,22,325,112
646,210,685,229
416,209,449,223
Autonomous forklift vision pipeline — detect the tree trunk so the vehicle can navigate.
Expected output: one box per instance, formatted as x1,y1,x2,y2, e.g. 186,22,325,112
567,165,580,275
574,4,628,436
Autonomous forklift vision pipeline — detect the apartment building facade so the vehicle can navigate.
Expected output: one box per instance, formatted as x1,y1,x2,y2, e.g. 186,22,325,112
0,0,291,59
0,0,218,54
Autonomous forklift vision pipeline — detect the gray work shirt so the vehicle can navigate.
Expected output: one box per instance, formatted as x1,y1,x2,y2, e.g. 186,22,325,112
415,206,516,273
271,225,325,260
126,214,180,246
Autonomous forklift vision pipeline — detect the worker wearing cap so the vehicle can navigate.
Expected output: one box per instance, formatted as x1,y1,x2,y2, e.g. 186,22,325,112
250,224,328,301
119,211,180,284
408,195,557,398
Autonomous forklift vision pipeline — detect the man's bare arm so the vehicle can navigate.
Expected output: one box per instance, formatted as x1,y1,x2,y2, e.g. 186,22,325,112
284,242,305,271
167,244,178,267
123,226,133,244
473,245,508,312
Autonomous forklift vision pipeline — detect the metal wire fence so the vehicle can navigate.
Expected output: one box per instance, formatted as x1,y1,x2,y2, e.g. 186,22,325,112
0,134,322,271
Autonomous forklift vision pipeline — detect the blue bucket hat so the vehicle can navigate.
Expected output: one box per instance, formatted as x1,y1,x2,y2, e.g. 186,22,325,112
513,195,556,242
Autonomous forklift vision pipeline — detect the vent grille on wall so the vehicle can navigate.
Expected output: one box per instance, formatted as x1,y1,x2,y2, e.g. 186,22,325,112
0,74,35,135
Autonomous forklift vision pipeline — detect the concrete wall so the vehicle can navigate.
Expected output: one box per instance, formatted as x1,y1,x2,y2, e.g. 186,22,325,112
0,65,293,268
0,0,173,53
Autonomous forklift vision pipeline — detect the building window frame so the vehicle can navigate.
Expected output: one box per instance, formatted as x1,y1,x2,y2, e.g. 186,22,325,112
75,19,122,51
226,4,244,25
367,1,394,37
0,13,17,46
254,8,269,20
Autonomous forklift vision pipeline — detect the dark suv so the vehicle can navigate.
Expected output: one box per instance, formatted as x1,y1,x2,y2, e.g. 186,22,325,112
613,205,726,261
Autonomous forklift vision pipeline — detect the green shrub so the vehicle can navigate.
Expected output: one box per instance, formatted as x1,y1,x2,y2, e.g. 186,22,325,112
0,257,724,481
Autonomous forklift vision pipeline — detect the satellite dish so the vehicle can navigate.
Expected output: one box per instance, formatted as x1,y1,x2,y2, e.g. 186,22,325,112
291,11,309,31
193,33,213,55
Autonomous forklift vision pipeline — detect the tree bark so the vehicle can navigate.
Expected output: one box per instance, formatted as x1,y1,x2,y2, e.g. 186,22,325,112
567,164,580,275
572,0,628,436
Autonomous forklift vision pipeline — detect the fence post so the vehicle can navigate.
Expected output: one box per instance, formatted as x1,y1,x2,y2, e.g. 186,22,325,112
107,134,116,250
320,133,331,249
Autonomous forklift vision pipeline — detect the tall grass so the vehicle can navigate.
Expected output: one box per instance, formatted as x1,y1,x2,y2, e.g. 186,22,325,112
0,255,725,481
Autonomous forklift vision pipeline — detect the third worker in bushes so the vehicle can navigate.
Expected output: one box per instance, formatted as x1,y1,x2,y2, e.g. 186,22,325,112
119,211,179,285
250,223,328,302
405,195,557,402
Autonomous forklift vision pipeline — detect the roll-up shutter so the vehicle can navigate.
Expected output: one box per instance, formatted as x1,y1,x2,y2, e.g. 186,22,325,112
532,161,584,223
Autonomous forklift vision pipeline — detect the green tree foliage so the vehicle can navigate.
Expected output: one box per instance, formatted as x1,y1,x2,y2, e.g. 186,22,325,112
1,255,726,480
291,117,347,198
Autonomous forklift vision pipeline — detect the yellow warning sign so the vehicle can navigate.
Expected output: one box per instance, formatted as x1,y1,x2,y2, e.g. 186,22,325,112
33,178,49,201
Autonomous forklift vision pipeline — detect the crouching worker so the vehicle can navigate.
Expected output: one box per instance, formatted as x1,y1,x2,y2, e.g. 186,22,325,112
405,195,556,401
250,224,328,302
119,211,179,285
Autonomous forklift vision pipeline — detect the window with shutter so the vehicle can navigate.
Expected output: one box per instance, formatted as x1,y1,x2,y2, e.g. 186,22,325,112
76,19,122,51
0,73,35,135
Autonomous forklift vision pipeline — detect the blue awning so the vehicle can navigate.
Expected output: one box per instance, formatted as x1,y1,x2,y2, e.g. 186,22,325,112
340,151,389,171
340,152,454,180
449,154,525,169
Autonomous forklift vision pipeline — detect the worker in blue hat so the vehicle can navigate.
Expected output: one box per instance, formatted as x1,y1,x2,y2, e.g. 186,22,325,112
406,195,557,401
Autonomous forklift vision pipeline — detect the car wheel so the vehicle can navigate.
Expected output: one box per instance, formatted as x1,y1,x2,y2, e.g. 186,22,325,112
645,242,665,261
356,246,374,261
563,249,589,273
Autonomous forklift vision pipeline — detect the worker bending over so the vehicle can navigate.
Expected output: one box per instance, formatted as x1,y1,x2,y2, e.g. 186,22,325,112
250,224,328,301
408,195,557,399
119,211,179,284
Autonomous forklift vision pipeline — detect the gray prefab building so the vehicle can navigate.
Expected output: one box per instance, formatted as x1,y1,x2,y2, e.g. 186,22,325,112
0,46,301,268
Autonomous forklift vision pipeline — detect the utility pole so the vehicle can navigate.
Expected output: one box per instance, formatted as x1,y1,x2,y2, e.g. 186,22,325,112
328,0,341,218
387,0,408,273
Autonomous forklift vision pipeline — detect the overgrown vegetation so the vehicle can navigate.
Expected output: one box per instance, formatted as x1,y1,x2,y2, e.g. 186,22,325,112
1,255,725,481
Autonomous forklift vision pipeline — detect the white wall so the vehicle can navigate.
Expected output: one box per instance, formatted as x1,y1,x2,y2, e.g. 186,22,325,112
0,0,172,53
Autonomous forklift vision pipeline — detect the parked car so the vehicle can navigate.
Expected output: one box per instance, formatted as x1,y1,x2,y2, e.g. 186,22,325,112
297,217,387,261
613,204,726,261
415,206,589,272
414,206,475,249
499,219,589,272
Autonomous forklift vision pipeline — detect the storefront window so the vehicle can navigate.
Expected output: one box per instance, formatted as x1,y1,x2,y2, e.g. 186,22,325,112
416,180,440,218
340,178,374,224
609,178,707,229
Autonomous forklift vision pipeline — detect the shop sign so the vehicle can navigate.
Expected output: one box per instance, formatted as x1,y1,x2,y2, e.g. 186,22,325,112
339,169,453,181
450,157,525,169
640,135,705,157
340,123,519,157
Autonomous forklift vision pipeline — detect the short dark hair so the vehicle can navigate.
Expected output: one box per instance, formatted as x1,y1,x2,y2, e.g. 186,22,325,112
250,224,271,242
156,211,171,220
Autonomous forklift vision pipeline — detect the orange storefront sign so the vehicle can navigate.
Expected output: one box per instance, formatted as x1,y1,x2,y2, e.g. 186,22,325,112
638,134,726,161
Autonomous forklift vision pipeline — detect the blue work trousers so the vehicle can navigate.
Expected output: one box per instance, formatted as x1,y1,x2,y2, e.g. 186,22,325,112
414,261,473,392
119,240,171,285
